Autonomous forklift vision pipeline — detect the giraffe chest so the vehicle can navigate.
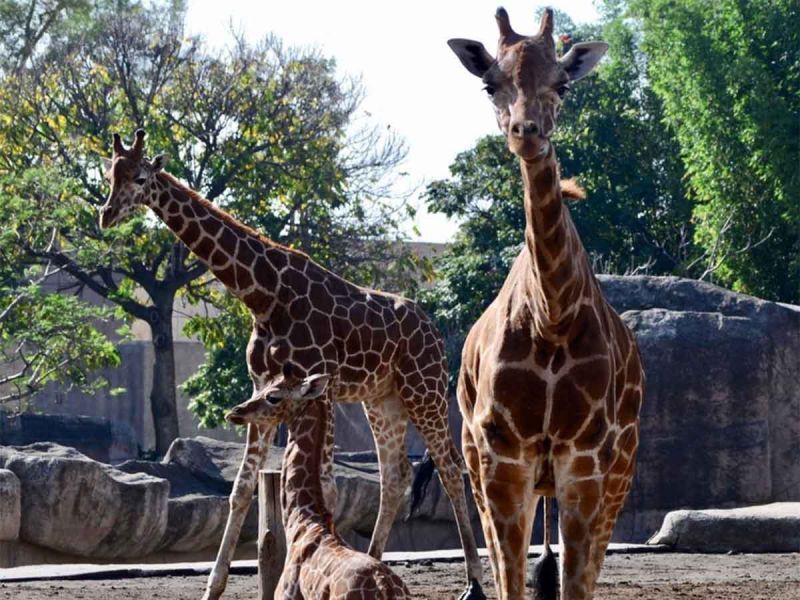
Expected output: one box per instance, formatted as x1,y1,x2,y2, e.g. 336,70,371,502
478,309,619,447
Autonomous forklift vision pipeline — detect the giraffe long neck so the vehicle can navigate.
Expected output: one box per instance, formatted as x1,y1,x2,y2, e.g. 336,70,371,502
520,146,593,334
280,397,335,541
146,172,289,317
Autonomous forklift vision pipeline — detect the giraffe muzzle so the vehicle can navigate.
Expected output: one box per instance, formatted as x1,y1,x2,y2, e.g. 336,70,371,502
98,205,117,229
225,407,248,425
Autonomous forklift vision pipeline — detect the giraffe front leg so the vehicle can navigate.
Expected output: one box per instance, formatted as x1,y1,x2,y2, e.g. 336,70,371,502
203,424,272,600
363,395,411,558
320,390,338,516
476,454,540,600
458,425,489,600
556,476,608,600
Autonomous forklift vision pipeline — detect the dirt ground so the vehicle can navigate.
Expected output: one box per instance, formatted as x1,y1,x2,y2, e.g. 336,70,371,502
2,553,798,599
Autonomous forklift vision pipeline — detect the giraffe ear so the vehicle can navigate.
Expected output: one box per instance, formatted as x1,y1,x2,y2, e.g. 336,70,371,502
101,157,113,172
151,154,169,173
447,39,494,78
559,41,608,82
300,373,330,400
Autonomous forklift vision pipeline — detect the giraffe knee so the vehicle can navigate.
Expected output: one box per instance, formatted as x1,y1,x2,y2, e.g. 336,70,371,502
449,442,466,470
399,457,412,489
229,479,255,511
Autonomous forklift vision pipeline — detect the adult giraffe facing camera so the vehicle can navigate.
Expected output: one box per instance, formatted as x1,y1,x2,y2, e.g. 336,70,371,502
447,7,644,599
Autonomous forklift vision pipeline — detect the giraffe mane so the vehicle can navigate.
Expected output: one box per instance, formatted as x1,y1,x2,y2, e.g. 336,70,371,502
157,171,312,261
560,177,586,201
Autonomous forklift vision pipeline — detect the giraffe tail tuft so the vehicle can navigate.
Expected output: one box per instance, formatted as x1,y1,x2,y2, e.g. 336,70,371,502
527,497,559,600
406,450,435,520
528,543,559,600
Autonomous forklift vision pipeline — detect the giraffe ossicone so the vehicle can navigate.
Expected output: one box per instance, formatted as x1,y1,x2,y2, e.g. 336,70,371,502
99,129,484,600
449,7,644,600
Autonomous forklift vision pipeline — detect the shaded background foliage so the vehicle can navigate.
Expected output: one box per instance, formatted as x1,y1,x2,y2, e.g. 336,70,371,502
630,0,800,301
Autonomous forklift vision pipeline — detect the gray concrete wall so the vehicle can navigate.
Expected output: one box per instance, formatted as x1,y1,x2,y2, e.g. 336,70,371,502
29,341,243,455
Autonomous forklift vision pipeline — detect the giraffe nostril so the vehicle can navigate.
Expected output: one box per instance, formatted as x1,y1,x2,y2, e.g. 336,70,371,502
511,120,539,138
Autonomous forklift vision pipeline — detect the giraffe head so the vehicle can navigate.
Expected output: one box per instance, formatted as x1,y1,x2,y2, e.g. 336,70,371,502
98,129,168,228
448,7,607,161
225,362,331,428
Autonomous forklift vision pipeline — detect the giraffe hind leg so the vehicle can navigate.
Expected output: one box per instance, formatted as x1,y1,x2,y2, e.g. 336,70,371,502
556,475,612,600
461,425,491,599
588,444,638,585
476,454,541,600
408,403,483,590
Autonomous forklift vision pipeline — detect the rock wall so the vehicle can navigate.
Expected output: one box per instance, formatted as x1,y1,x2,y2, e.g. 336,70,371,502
598,276,800,541
0,469,20,541
0,438,461,566
0,444,168,559
0,412,138,463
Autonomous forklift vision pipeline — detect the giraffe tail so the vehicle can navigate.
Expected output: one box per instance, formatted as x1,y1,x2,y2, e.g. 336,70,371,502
406,450,435,520
527,497,559,600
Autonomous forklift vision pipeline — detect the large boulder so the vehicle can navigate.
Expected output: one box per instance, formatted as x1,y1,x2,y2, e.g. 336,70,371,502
596,276,800,541
598,274,791,318
648,502,800,552
162,435,263,489
394,277,800,545
116,458,258,553
0,412,138,463
0,469,20,541
0,443,168,557
159,437,382,546
157,438,474,552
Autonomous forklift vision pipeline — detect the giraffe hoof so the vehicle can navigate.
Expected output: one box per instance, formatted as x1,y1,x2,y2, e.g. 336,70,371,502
201,588,221,600
457,579,486,600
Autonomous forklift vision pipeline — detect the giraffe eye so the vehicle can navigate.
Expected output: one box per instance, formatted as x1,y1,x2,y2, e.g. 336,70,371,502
266,393,282,405
483,84,496,96
134,176,147,185
556,84,570,98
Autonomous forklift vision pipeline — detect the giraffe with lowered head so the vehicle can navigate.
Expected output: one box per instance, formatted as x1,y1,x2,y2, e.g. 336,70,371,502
98,130,483,600
226,362,411,599
447,7,644,599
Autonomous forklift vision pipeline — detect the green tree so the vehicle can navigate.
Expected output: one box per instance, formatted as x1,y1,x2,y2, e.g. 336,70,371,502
630,0,800,301
0,0,91,72
0,1,120,408
0,0,411,452
0,168,122,407
556,17,693,275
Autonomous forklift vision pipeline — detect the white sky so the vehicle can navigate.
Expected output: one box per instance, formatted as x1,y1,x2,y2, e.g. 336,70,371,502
185,1,600,243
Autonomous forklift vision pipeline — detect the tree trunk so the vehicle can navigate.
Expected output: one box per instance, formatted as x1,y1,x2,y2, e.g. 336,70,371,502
148,292,180,457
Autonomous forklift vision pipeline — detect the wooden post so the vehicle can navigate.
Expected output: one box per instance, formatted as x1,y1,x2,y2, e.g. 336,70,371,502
258,469,286,600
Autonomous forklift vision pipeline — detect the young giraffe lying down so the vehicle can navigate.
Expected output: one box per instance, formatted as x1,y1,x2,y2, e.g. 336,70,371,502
227,363,411,600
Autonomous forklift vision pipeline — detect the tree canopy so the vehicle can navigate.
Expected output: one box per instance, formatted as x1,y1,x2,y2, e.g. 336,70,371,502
0,0,413,449
630,0,800,301
0,168,121,407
